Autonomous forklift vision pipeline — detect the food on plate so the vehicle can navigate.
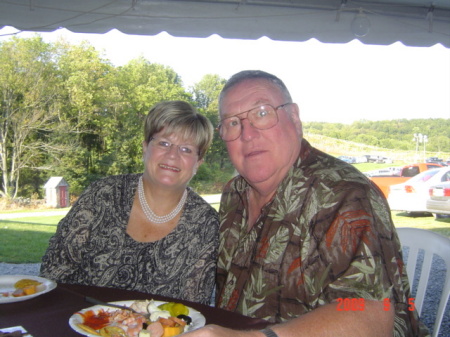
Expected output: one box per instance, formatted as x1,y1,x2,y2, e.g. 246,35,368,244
75,300,192,337
157,302,189,317
77,323,101,336
0,278,44,298
14,278,42,289
99,326,128,337
77,310,111,330
176,314,192,325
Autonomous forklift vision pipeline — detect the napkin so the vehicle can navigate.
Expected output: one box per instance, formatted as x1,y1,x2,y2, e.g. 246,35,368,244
0,326,32,336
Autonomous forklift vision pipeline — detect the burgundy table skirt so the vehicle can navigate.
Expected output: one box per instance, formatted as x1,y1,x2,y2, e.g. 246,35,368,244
0,283,269,336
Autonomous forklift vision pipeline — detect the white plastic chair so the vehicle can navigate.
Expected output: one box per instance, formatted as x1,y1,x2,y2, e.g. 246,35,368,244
396,227,450,337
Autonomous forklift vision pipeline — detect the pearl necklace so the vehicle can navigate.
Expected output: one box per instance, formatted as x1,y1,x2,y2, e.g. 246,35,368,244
138,176,187,224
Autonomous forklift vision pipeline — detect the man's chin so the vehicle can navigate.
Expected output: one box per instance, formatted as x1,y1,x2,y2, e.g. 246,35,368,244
242,170,273,186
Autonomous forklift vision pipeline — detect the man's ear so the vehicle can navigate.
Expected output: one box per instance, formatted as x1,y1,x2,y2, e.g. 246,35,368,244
289,103,303,136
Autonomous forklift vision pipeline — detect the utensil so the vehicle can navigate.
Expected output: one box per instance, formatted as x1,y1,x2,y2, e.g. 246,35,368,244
84,296,150,319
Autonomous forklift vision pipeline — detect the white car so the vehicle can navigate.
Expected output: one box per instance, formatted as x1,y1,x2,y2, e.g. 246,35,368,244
426,181,450,218
387,167,450,214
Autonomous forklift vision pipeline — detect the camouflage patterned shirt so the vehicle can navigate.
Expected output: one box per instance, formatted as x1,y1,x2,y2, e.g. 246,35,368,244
216,139,428,336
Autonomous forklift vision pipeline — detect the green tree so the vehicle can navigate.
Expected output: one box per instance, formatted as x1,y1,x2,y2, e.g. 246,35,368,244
0,36,67,198
190,74,224,112
103,58,190,177
48,39,116,194
190,74,233,190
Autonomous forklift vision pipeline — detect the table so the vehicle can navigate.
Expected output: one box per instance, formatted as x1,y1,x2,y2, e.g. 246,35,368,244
0,283,269,336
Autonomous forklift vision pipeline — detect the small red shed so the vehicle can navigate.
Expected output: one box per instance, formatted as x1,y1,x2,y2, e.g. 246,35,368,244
44,177,70,208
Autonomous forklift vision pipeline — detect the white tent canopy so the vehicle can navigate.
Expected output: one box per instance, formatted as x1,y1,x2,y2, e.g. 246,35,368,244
1,0,449,47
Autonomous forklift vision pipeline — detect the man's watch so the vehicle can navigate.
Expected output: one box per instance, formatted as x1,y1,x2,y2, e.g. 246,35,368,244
260,327,279,337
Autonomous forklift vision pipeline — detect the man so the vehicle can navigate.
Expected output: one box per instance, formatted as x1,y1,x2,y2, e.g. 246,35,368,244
185,70,428,337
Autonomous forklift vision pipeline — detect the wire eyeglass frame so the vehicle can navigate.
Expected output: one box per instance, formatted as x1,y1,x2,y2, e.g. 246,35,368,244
149,137,199,157
217,103,292,142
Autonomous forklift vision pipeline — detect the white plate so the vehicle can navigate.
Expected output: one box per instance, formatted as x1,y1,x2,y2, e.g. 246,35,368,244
0,275,56,304
69,300,206,336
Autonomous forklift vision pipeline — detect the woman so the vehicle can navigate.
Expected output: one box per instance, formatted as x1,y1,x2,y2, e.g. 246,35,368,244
40,101,219,305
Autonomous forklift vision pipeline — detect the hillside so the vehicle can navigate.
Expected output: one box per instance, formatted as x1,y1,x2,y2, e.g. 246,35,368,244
303,118,450,156
305,132,450,166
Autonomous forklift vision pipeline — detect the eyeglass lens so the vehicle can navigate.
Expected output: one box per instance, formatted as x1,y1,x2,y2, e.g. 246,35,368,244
219,105,279,141
150,138,198,157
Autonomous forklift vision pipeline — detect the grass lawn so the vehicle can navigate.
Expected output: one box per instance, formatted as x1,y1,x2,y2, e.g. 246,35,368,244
0,216,62,263
0,208,449,263
392,211,450,237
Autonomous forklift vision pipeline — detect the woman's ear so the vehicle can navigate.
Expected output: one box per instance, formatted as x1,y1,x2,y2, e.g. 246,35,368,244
194,159,204,174
142,141,149,161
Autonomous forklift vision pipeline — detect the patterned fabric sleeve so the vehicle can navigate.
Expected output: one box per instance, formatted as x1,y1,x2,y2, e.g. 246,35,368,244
306,180,427,336
178,202,219,304
40,179,107,283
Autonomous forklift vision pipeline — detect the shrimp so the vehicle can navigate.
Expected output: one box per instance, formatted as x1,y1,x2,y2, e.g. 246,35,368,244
168,316,187,327
107,310,147,337
126,323,144,337
110,310,132,322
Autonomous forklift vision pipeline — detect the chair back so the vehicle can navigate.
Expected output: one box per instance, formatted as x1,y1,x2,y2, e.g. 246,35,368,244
396,227,450,337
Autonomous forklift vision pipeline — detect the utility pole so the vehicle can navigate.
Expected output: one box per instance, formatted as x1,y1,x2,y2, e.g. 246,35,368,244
423,135,428,161
412,133,428,162
413,133,422,162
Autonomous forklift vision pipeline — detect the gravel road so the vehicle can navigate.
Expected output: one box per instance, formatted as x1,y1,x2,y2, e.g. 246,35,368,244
0,262,41,276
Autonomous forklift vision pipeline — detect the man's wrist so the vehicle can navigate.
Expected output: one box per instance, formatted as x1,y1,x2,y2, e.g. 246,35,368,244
260,327,279,337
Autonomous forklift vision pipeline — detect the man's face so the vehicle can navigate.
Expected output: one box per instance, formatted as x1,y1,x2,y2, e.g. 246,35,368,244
220,79,302,192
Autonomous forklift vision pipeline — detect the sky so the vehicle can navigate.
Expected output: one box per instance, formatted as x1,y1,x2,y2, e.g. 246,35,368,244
1,26,449,124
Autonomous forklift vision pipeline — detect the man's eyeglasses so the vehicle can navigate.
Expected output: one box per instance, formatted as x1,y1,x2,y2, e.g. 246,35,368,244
217,103,292,142
149,137,199,158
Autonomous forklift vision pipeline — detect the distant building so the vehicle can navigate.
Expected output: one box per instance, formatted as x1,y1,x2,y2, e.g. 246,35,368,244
44,177,70,208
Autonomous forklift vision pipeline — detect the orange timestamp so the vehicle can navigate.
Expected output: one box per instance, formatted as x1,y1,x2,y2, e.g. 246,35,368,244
383,298,416,311
336,298,416,311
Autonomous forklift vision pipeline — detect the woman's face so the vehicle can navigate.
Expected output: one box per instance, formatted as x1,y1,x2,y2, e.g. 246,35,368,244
142,131,202,191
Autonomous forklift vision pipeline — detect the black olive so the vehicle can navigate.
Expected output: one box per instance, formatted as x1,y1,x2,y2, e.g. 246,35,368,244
177,314,192,325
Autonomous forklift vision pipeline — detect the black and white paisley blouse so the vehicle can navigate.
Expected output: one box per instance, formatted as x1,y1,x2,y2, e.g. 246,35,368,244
40,174,219,305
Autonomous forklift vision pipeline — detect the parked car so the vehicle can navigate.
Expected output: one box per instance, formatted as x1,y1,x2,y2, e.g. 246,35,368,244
426,156,442,163
426,181,450,218
364,166,402,177
387,167,450,214
369,162,443,197
426,156,448,166
337,155,355,164
355,155,368,163
376,157,393,164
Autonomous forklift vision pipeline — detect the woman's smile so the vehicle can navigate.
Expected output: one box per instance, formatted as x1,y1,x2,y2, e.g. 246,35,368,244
158,163,181,172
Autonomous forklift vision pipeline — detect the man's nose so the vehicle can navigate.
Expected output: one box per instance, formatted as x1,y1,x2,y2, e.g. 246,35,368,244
240,118,259,141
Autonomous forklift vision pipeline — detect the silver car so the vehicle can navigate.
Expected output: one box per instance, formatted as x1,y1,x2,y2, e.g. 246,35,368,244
426,181,450,218
387,167,450,214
